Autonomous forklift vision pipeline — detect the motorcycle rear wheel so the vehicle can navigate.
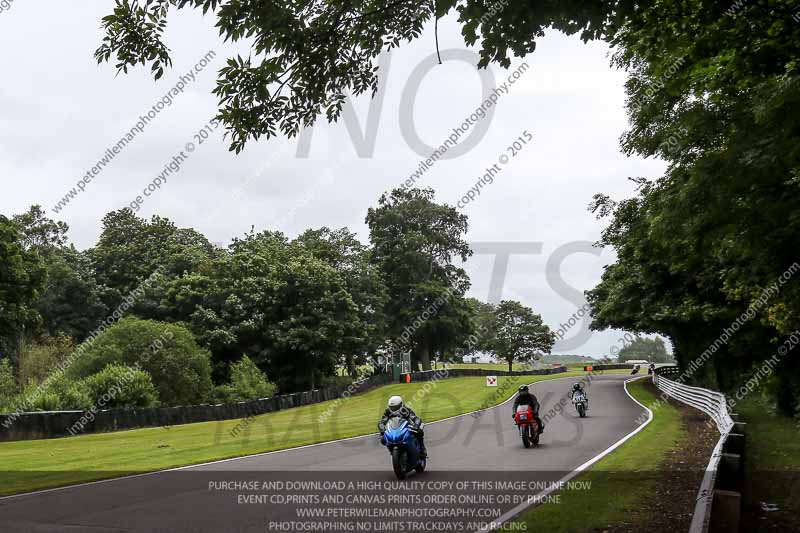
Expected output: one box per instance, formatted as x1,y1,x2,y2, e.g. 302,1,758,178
521,430,531,448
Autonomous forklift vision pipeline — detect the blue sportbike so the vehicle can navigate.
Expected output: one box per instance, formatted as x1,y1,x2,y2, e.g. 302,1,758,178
382,417,427,479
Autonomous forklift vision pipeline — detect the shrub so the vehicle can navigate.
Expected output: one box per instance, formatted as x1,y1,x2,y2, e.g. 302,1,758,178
17,365,158,412
319,374,355,388
0,358,17,411
215,355,277,403
27,391,62,412
69,317,213,406
81,364,159,409
18,335,74,388
25,374,92,411
57,381,94,410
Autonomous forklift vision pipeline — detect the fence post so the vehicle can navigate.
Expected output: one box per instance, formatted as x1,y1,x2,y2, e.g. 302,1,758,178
710,491,741,533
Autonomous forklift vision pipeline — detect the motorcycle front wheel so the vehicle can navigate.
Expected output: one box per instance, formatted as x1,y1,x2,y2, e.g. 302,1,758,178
578,403,586,418
521,428,531,448
392,447,407,479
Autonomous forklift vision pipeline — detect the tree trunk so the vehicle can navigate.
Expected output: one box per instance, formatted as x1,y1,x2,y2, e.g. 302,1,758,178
507,359,513,373
13,327,25,369
346,354,357,379
419,342,432,371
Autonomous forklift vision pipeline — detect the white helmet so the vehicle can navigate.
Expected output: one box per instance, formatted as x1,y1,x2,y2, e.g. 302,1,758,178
387,395,404,413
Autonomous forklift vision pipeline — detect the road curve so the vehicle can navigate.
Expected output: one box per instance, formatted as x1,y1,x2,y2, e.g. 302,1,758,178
0,374,646,532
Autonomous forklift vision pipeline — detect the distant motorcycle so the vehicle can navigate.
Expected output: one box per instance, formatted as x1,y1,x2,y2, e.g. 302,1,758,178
382,418,426,479
572,389,588,418
631,364,640,375
514,405,540,448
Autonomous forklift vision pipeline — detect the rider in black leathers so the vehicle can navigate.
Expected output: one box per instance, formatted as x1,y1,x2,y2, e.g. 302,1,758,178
378,395,428,458
569,382,588,404
512,385,544,433
569,382,585,398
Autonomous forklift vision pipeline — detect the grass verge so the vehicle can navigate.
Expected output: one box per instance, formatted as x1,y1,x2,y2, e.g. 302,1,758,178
738,396,800,469
0,371,597,496
518,379,685,532
738,395,800,530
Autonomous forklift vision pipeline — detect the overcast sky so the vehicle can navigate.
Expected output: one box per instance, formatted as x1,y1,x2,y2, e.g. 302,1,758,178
0,1,668,358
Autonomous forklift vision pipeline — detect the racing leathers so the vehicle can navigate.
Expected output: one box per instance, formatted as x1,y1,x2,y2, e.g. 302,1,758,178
513,391,544,433
378,405,427,457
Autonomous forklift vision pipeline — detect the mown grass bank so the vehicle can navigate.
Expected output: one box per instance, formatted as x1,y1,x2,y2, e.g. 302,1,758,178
519,379,685,531
0,371,597,496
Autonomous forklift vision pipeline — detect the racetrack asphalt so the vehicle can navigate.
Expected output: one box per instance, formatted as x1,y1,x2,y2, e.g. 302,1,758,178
0,373,646,532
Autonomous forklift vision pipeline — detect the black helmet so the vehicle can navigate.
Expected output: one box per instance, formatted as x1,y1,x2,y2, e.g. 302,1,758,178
518,385,529,393
573,383,583,391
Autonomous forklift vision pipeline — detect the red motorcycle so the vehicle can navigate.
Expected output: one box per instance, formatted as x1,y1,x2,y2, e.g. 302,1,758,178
514,405,540,448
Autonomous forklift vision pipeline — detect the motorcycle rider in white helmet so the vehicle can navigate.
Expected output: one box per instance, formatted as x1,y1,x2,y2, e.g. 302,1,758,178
378,395,428,458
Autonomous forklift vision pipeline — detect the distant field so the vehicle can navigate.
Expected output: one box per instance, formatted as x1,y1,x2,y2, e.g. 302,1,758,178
443,362,527,371
445,362,600,371
0,371,597,496
335,361,602,374
564,362,592,370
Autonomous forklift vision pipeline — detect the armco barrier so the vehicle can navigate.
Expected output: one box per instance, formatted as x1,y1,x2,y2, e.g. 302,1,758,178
652,368,738,533
0,366,566,442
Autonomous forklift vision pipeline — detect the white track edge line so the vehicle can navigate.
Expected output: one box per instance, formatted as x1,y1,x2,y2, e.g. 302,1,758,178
0,372,620,501
475,375,654,533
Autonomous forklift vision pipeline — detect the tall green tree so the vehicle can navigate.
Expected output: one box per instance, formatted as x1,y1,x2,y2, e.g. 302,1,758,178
588,2,800,412
12,205,69,252
94,0,634,152
0,215,46,362
617,336,671,363
11,206,109,342
484,300,555,372
91,210,217,298
293,227,388,377
367,188,472,370
461,298,496,357
175,230,362,391
34,247,110,342
267,254,362,390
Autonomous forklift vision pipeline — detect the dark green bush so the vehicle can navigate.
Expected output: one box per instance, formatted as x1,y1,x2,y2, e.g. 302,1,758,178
25,374,92,411
69,317,213,406
81,364,159,409
215,355,277,403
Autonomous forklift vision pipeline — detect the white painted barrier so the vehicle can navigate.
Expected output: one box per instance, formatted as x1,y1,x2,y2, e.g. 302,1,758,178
653,369,735,533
